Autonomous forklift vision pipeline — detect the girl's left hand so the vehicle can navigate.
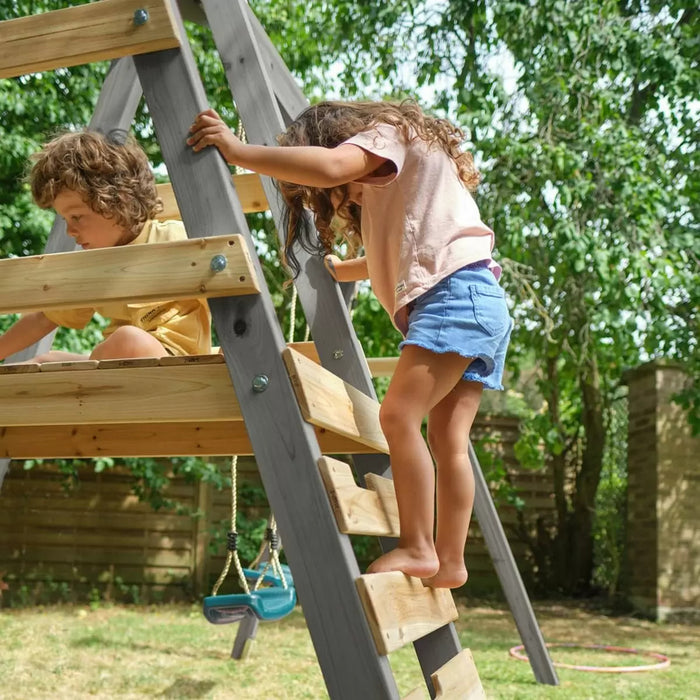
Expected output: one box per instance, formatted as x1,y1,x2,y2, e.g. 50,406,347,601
187,109,242,164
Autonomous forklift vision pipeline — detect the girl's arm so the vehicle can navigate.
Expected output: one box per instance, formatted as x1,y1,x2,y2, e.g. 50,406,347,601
188,109,387,187
324,255,369,282
0,312,58,361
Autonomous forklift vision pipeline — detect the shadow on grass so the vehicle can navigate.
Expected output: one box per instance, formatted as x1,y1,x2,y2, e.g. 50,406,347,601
159,678,217,698
69,632,225,661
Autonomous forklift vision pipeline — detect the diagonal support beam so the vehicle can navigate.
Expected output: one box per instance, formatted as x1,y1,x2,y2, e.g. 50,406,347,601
132,2,400,696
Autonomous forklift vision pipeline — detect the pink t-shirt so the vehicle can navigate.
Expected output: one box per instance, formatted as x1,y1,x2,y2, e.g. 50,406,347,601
344,123,500,336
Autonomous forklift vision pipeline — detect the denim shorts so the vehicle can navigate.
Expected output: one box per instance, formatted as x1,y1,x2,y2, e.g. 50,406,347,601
399,262,513,390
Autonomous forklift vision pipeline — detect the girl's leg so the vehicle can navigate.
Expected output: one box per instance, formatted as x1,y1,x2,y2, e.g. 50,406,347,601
423,380,483,588
367,345,470,579
89,326,169,360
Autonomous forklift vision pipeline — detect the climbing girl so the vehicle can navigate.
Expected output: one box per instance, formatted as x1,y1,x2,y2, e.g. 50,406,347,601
188,100,512,589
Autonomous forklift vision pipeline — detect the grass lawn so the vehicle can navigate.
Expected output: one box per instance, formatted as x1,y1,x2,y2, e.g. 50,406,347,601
1,598,698,699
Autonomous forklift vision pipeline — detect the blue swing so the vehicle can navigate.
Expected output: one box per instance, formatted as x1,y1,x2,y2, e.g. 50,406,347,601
203,565,296,624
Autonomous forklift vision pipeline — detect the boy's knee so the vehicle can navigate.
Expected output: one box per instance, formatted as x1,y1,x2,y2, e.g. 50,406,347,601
91,325,163,360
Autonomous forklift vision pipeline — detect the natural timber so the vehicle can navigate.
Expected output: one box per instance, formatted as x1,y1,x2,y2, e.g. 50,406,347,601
0,0,181,79
0,235,258,315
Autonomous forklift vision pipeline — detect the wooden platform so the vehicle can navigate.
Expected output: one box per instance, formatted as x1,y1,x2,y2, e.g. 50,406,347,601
0,350,388,459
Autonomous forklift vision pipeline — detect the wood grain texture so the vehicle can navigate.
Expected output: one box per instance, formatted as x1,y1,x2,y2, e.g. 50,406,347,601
0,235,258,315
0,364,243,426
0,422,383,459
318,456,399,537
0,0,181,79
282,347,388,454
431,649,485,699
356,572,459,655
157,173,269,218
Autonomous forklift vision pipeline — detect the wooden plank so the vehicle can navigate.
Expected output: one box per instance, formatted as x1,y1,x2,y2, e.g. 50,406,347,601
318,456,398,537
431,649,485,700
356,572,458,655
0,364,40,375
157,353,225,366
39,360,99,372
156,173,269,218
0,0,181,79
97,357,161,369
0,235,259,315
0,364,243,426
283,347,389,454
0,422,383,459
287,342,398,379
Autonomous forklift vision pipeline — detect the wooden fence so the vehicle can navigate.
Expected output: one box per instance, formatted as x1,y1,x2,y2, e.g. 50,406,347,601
0,416,553,604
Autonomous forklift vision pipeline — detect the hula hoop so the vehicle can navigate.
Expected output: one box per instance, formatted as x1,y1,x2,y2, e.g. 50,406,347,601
509,642,671,673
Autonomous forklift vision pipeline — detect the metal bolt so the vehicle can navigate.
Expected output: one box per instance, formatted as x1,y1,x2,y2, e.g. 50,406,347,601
133,8,149,25
252,374,269,393
333,349,344,360
210,254,227,272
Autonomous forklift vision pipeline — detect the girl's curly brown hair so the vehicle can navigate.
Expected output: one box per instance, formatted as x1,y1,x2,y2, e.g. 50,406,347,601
277,99,480,276
29,129,162,238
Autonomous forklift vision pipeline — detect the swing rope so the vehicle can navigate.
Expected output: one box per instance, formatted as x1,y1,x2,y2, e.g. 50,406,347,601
211,455,250,596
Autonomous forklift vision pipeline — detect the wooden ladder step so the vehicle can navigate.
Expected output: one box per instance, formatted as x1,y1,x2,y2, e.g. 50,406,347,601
318,456,399,537
403,649,486,699
356,572,458,655
157,173,269,217
283,347,389,454
0,0,182,79
0,234,259,315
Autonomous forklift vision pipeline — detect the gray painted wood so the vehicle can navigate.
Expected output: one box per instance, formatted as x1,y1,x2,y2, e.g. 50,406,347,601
469,442,559,684
133,3,399,696
0,57,142,492
202,1,462,695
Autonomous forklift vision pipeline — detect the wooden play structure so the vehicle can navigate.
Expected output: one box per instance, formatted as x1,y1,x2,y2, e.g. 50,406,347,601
0,1,559,697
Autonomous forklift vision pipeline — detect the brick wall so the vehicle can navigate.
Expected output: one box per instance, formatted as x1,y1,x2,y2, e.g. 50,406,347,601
623,361,699,622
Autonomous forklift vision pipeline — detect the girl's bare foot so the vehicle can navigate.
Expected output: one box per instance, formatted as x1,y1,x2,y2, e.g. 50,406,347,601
422,563,468,589
367,546,439,579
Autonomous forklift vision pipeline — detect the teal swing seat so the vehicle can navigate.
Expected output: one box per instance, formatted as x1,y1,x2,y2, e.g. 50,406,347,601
203,585,296,624
203,563,296,624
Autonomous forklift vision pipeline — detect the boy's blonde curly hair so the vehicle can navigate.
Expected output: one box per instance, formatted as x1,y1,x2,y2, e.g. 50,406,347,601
29,130,162,238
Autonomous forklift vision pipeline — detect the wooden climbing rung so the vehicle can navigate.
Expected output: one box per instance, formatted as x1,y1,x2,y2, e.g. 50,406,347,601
356,572,458,655
0,353,387,459
0,0,182,79
403,649,486,699
283,347,388,454
157,173,269,218
0,235,259,315
318,456,399,537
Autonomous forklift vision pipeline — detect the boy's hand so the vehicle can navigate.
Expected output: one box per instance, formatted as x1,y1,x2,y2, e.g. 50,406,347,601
323,254,341,281
188,109,242,164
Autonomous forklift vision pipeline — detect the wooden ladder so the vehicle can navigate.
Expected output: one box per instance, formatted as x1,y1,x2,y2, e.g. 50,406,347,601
0,0,558,696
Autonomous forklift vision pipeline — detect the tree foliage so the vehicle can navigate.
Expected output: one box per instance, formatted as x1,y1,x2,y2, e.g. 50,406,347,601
0,1,697,594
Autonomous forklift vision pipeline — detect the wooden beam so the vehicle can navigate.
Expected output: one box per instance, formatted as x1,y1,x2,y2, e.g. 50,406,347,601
318,456,399,537
0,421,381,460
283,347,389,454
356,572,458,655
0,235,259,315
157,173,269,218
0,363,243,426
0,0,182,79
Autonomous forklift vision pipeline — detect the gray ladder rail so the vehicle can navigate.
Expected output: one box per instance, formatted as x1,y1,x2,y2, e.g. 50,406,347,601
0,56,142,492
200,1,460,695
469,442,559,685
132,3,399,697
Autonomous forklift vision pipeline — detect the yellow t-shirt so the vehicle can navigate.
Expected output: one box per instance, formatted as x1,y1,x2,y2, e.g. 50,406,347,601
43,220,212,356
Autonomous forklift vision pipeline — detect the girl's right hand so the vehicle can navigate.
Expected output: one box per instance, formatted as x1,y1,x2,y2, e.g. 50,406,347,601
187,109,242,164
323,254,341,281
